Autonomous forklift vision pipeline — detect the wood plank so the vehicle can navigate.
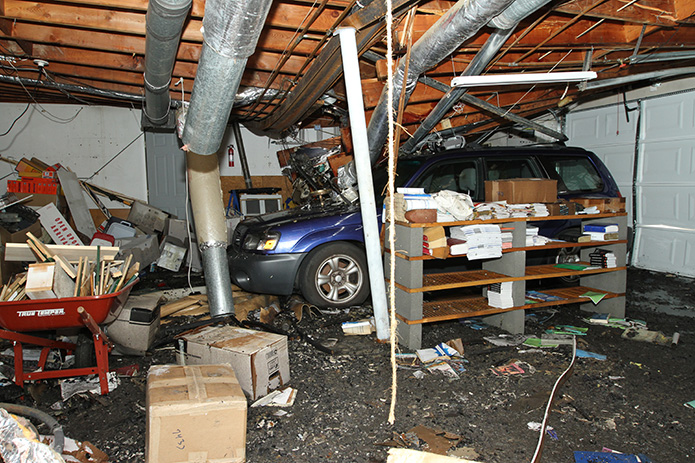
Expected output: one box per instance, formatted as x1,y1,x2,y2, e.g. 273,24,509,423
5,243,119,262
554,0,678,26
57,169,97,238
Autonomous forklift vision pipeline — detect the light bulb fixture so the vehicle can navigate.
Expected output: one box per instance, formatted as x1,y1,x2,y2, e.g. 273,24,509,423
451,71,597,88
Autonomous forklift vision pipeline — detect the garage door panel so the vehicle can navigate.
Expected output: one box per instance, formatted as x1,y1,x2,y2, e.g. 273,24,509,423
637,186,695,227
633,227,695,276
643,96,695,141
567,106,636,145
597,145,635,187
640,141,695,183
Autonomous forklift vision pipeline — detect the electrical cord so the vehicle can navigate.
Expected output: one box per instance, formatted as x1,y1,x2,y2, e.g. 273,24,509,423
185,167,194,292
0,101,30,137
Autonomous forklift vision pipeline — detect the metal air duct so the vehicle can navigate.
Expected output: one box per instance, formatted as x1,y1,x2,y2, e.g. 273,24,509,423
365,0,516,164
181,0,273,318
143,0,192,125
400,0,554,154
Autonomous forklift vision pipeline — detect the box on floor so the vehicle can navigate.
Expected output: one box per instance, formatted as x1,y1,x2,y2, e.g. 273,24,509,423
147,364,246,463
177,325,290,400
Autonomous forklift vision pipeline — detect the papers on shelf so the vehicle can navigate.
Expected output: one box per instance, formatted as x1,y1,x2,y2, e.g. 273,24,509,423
449,224,502,260
487,281,514,308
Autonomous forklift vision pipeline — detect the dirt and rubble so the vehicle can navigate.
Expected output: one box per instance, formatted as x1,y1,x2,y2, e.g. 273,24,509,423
0,267,693,463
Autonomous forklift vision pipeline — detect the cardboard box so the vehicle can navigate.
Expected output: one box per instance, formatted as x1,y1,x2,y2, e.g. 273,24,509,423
485,178,557,204
14,192,66,209
146,364,247,463
573,197,626,213
544,200,577,216
178,325,290,400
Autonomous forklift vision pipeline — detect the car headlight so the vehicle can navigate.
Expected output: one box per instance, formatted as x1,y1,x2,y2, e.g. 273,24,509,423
243,231,280,251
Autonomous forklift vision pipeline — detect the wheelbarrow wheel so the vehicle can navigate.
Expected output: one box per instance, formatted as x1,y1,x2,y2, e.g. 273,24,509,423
74,333,96,368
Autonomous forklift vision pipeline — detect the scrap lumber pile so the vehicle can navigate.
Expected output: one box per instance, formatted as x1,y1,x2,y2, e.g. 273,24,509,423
160,294,209,319
0,232,138,301
159,286,280,323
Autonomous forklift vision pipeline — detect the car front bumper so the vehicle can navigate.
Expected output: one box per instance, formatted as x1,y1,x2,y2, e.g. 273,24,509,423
228,249,307,296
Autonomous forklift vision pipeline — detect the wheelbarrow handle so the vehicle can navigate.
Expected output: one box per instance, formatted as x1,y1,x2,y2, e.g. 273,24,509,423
77,306,114,349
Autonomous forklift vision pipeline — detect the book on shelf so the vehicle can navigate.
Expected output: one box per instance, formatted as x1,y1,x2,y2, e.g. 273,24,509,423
587,231,619,241
525,290,566,303
589,248,617,268
583,222,619,233
446,237,467,255
565,234,592,243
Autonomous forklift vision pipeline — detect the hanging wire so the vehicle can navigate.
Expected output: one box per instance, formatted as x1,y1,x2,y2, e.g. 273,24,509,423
6,61,82,124
83,132,144,181
0,63,43,137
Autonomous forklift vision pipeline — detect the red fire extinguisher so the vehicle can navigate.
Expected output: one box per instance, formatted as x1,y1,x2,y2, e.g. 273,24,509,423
228,145,234,167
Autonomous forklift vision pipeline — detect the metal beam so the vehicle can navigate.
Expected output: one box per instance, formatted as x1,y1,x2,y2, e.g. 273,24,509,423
417,75,568,143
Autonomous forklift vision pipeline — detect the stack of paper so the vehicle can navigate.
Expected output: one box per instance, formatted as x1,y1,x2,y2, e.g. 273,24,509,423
450,224,502,260
501,231,513,249
531,203,549,217
524,225,551,246
487,281,514,308
507,203,532,217
474,202,510,220
396,187,437,211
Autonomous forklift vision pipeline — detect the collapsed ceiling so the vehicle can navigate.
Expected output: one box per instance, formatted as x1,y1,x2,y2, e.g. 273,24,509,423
1,0,695,152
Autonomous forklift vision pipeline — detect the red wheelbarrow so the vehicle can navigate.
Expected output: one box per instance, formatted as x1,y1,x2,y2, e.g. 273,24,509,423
0,280,138,395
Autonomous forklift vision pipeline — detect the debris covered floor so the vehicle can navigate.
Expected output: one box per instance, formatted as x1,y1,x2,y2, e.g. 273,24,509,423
0,267,693,463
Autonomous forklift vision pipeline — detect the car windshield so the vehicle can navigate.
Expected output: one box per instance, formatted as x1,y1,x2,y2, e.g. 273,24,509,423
372,158,425,206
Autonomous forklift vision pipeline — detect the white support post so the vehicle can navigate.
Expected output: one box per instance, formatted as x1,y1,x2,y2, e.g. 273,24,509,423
336,27,389,341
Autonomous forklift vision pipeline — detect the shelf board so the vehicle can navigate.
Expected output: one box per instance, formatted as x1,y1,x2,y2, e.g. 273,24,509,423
393,212,627,228
397,286,625,324
388,239,627,261
391,263,626,293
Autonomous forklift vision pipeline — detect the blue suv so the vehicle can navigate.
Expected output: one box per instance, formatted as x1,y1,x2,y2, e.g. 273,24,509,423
228,145,621,308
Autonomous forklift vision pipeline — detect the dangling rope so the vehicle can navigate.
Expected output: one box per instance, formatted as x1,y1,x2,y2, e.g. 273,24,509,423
386,0,397,426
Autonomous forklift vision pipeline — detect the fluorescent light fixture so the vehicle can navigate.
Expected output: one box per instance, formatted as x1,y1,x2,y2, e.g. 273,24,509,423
451,71,597,88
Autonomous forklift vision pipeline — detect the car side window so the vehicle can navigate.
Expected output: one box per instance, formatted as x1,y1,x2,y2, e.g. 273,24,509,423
410,160,479,199
538,156,604,193
484,157,538,180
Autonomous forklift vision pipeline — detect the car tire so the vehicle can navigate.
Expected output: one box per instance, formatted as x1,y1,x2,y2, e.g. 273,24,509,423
298,242,370,308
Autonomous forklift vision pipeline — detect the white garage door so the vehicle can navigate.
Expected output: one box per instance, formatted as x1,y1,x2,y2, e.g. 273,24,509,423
567,90,695,277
